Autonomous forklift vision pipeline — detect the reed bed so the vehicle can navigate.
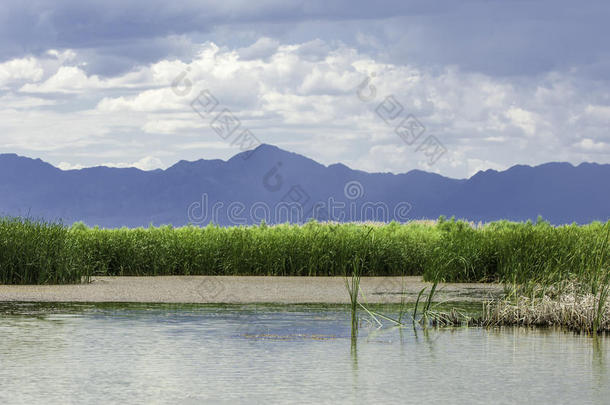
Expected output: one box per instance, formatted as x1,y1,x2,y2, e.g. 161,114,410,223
0,216,608,288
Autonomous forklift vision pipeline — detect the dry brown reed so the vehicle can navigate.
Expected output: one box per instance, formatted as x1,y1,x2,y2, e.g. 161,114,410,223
484,292,610,333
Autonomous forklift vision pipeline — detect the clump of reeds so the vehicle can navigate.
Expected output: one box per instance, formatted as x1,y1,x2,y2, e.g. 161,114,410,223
484,291,610,333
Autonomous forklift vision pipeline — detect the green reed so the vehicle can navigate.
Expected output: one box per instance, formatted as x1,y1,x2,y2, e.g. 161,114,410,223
0,217,85,284
345,257,362,334
0,216,609,286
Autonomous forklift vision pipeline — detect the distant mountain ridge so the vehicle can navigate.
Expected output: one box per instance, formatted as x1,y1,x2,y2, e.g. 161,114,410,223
0,144,608,227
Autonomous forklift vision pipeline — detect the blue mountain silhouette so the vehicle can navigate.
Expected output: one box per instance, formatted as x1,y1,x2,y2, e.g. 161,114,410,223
0,144,608,227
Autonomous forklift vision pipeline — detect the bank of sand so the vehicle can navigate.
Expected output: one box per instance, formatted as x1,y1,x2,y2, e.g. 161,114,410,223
0,276,502,304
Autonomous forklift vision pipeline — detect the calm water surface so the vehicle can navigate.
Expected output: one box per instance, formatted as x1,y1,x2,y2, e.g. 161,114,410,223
0,303,608,404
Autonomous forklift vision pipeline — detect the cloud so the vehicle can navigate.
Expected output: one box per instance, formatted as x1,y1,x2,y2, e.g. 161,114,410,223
58,156,165,171
0,35,609,178
1,0,608,81
20,63,153,94
20,66,101,93
584,104,610,123
237,37,279,60
465,158,507,177
505,107,537,137
97,89,185,112
57,161,84,170
0,93,56,108
574,138,610,153
104,156,165,171
0,57,44,87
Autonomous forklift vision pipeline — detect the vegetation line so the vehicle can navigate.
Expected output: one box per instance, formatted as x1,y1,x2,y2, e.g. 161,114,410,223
0,216,608,288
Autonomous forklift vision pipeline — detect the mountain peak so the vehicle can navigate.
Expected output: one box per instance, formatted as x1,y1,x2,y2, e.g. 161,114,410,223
230,143,286,160
255,143,280,153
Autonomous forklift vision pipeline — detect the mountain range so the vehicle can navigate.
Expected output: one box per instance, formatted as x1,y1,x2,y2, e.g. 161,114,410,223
0,144,608,227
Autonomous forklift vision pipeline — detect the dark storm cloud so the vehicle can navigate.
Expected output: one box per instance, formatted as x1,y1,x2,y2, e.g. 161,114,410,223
0,0,416,50
1,0,608,78
0,0,420,74
381,1,610,77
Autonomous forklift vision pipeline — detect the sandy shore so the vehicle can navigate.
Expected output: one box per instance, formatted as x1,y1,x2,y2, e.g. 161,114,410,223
0,276,502,304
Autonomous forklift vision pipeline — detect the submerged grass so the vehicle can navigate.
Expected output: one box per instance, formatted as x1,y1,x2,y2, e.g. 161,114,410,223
349,279,479,334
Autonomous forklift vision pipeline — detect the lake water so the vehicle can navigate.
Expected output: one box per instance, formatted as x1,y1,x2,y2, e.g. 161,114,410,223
0,303,608,404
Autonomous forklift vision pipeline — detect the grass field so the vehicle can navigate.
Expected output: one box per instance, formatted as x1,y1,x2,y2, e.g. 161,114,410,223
1,216,608,286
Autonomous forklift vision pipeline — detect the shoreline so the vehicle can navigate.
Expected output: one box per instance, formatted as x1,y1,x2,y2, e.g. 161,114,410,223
0,276,502,304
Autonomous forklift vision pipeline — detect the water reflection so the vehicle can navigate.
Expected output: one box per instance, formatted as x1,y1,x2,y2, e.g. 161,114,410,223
0,303,609,404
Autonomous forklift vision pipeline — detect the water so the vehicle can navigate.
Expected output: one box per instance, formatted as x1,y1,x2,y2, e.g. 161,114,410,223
1,303,609,405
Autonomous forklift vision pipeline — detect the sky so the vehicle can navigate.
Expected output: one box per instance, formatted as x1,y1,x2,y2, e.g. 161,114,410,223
0,0,609,178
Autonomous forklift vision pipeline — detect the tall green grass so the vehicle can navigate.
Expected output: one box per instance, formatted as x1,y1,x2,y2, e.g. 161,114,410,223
0,216,608,285
0,217,83,284
425,217,609,285
69,220,435,278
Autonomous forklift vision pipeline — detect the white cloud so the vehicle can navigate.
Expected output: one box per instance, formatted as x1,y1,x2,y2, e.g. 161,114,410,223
20,66,103,94
0,57,44,87
505,107,537,136
97,88,186,112
103,156,164,170
1,39,609,177
142,117,204,134
131,156,165,170
0,93,56,109
20,61,153,94
57,156,165,171
466,158,507,177
574,138,610,152
57,162,85,170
